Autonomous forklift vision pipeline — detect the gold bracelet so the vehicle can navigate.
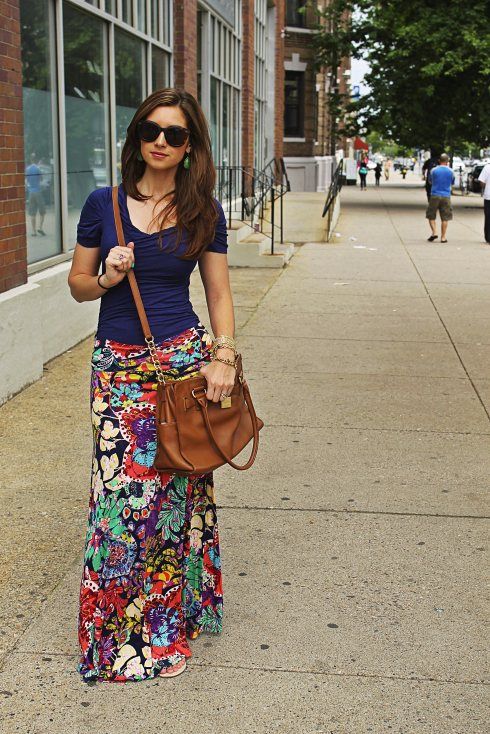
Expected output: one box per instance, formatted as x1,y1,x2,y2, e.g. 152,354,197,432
211,343,237,360
212,354,237,367
213,335,236,350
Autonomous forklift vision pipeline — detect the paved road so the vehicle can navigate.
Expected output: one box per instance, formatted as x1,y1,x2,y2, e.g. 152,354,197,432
0,178,488,732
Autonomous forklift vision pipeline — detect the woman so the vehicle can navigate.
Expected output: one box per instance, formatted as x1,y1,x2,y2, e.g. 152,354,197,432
358,157,369,190
68,88,236,683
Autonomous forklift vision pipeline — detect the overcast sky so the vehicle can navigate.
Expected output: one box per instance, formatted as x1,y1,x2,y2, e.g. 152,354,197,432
350,57,370,96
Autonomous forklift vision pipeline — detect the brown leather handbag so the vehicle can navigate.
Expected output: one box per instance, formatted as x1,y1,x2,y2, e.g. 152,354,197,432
111,185,264,476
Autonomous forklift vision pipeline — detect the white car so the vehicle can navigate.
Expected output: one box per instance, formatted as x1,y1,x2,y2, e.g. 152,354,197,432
451,157,466,172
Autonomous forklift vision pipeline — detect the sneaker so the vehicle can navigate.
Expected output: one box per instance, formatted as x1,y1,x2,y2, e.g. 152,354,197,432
37,229,46,235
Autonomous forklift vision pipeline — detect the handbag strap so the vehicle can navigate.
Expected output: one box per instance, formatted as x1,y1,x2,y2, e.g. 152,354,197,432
112,185,152,340
193,381,260,471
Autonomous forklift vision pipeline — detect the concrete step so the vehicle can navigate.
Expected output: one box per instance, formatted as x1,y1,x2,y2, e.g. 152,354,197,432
225,219,295,268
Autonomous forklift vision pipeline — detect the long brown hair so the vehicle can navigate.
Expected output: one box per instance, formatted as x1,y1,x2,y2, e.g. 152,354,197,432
121,88,219,260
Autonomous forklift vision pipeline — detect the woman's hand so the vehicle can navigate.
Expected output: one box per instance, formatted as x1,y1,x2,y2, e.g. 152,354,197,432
199,348,236,403
103,242,135,287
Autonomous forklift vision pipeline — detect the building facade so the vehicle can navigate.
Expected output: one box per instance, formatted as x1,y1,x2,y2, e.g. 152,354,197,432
0,0,344,403
283,0,351,191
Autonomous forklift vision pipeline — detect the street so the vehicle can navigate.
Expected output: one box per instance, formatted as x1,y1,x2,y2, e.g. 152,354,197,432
0,176,488,733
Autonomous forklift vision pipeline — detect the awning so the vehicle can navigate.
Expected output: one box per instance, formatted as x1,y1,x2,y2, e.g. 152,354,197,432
353,136,369,151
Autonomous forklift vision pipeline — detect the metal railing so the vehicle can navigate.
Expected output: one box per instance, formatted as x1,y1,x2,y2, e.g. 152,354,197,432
215,157,290,255
322,159,344,237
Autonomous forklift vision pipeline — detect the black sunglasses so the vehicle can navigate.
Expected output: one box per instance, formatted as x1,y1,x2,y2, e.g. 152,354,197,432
136,120,190,147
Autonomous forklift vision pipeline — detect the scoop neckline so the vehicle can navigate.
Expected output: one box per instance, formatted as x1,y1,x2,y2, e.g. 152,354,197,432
121,184,177,236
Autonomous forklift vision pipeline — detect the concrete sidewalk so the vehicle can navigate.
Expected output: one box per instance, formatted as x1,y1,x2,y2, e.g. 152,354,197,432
0,179,488,733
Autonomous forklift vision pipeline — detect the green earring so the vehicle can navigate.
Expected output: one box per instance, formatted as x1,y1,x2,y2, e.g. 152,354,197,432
183,153,190,169
136,150,143,161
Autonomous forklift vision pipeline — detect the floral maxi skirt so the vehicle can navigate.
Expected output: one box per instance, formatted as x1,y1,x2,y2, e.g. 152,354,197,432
77,323,223,683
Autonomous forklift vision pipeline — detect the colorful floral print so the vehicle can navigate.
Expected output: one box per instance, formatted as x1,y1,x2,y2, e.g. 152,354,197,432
77,324,223,683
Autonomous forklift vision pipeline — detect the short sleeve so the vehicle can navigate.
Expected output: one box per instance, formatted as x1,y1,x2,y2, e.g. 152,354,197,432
478,165,490,184
76,188,105,247
206,199,228,253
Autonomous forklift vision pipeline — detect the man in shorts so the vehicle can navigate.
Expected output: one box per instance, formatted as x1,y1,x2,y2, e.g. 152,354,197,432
25,153,46,236
426,153,455,243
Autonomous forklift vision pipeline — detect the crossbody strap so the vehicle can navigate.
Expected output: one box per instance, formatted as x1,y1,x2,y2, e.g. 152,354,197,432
111,184,152,340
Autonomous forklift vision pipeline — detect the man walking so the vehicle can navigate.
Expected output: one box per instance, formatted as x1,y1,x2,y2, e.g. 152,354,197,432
477,161,490,244
426,153,455,243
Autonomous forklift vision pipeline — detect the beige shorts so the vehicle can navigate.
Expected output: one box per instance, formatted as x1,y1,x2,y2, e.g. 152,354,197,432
426,196,452,221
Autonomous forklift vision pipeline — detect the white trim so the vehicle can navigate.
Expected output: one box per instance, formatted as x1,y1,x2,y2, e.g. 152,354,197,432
284,137,306,142
284,26,314,34
28,251,72,276
284,53,307,71
55,0,68,256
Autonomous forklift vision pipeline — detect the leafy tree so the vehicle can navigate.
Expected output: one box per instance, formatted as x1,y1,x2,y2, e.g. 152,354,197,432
306,0,490,153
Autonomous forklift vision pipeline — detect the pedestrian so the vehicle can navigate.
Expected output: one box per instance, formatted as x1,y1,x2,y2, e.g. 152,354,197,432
68,88,235,682
358,157,369,190
426,153,455,242
383,158,391,180
25,152,46,236
422,153,440,202
374,162,382,186
477,161,490,244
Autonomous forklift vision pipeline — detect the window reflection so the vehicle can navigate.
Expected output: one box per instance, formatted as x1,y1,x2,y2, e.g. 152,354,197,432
20,0,61,264
63,4,109,248
151,46,170,93
115,29,145,184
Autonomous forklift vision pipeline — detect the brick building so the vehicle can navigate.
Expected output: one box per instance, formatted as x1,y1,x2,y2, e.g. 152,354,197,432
0,0,346,403
283,0,351,190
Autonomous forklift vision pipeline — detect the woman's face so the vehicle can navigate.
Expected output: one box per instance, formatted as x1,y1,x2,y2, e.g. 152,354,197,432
139,105,191,170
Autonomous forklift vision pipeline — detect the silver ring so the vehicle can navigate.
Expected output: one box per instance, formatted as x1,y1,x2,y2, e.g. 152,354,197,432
220,392,228,399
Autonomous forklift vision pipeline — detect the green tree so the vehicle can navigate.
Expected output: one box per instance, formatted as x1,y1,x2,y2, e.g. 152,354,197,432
307,0,490,153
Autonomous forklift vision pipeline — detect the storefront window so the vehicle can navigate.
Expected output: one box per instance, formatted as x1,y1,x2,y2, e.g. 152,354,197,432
20,0,61,264
63,3,110,248
204,9,241,170
16,0,177,272
151,46,171,93
115,28,145,183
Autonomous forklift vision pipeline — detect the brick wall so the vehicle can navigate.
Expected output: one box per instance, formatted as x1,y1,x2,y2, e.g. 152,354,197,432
241,0,255,181
0,0,27,295
173,0,197,96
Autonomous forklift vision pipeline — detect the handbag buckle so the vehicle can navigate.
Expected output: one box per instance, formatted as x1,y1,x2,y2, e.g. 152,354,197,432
191,386,207,398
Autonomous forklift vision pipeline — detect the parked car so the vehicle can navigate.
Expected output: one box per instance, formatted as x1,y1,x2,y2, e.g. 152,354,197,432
467,164,485,193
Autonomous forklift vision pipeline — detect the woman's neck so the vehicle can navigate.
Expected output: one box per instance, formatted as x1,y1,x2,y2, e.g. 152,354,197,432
137,168,176,199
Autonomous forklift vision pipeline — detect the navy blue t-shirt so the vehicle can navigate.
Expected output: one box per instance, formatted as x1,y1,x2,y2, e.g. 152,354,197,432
76,184,228,345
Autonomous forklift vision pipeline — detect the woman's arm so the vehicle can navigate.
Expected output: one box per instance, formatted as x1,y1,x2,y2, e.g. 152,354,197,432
198,250,235,339
198,250,237,402
67,242,135,302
